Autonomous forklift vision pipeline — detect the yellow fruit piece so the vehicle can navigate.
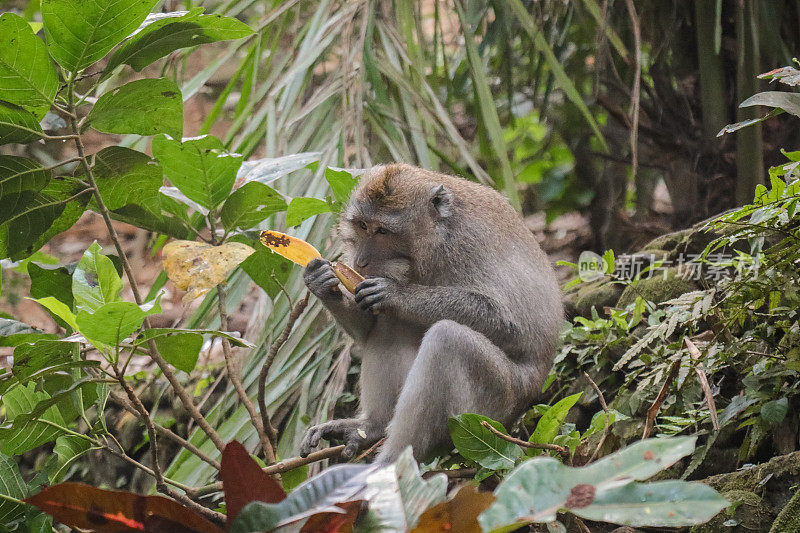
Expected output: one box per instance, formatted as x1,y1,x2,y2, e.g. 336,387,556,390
259,230,322,266
162,240,255,303
333,261,364,294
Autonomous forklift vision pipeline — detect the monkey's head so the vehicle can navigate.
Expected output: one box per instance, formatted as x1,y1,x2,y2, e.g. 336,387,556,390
340,164,455,281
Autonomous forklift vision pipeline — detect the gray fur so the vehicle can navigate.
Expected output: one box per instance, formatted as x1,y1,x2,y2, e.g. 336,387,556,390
300,164,563,463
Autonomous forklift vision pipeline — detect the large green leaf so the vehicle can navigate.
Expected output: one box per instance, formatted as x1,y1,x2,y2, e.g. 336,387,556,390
28,263,74,311
220,181,287,231
0,156,50,199
239,245,293,298
87,78,183,138
0,101,44,145
0,13,58,109
23,180,90,260
448,414,522,470
0,383,65,455
91,146,163,211
106,8,254,73
153,332,203,373
41,0,159,73
152,134,243,210
71,242,122,313
478,437,721,530
0,453,28,524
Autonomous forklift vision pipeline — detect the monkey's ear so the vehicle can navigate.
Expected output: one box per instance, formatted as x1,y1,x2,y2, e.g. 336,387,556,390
429,185,453,218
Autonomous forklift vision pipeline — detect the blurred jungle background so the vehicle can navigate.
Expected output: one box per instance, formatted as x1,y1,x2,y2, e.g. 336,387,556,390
2,0,800,531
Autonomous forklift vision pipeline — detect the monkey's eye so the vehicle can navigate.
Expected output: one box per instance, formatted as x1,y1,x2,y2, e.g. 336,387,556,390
358,221,368,231
376,227,389,235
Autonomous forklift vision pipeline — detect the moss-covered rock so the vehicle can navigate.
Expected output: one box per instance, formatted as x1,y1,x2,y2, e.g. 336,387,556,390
563,279,624,317
617,267,699,307
689,490,771,533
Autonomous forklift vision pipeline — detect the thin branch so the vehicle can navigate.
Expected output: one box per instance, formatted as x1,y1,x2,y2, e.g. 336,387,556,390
642,359,681,439
259,293,309,459
684,337,720,431
624,0,642,176
422,468,477,480
479,420,568,455
65,79,225,453
584,371,610,462
352,437,385,462
216,282,275,464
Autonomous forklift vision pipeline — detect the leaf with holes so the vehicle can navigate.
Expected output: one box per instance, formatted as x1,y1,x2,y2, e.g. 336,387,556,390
152,134,243,210
87,79,183,138
72,242,122,313
106,8,254,73
161,240,254,302
0,13,58,109
41,0,159,73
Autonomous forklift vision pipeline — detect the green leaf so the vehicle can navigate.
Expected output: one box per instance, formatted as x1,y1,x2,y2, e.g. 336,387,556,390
87,78,183,138
285,197,332,227
760,398,788,425
23,180,90,260
152,134,243,210
0,383,65,454
572,480,729,527
528,393,582,456
0,156,50,201
31,296,78,331
0,318,53,348
49,435,91,483
0,101,44,145
0,13,58,108
739,91,800,118
220,182,287,231
0,453,28,524
154,332,203,373
324,167,358,206
448,414,521,470
71,242,122,313
76,300,160,346
106,8,254,73
136,327,254,348
41,0,159,73
239,245,293,298
91,146,163,211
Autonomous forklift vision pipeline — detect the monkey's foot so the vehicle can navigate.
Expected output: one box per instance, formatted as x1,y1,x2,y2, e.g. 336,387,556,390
299,418,383,459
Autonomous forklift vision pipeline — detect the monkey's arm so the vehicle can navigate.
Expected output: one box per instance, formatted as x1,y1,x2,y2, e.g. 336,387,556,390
355,279,520,350
304,259,376,340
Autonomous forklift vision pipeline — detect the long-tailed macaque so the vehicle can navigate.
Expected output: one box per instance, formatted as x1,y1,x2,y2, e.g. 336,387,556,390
300,164,563,463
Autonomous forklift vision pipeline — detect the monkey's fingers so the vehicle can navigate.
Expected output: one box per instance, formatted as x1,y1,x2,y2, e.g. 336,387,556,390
357,294,384,311
342,435,362,459
299,427,323,457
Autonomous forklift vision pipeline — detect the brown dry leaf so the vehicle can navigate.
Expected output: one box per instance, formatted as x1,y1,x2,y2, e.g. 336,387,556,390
259,230,321,266
162,240,255,303
412,484,495,533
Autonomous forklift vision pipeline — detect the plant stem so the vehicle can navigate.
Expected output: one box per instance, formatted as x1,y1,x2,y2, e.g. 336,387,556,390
64,79,225,454
479,420,569,455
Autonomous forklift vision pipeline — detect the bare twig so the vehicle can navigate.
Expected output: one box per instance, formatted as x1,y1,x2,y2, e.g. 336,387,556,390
108,390,220,470
422,468,477,480
642,359,681,439
684,337,720,430
353,437,385,462
65,79,225,453
584,372,610,462
258,293,309,459
216,283,274,464
479,420,568,455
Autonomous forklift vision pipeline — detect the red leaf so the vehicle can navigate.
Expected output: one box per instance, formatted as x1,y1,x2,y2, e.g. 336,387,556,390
221,441,286,525
300,501,362,533
24,482,224,533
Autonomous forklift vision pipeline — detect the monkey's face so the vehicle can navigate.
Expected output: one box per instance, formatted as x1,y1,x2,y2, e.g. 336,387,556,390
340,213,415,281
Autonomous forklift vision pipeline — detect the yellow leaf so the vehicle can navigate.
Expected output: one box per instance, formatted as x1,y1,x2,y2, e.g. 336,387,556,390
259,230,321,266
162,241,255,303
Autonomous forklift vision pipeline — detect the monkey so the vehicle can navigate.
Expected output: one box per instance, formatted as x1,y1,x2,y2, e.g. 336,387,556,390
299,163,563,464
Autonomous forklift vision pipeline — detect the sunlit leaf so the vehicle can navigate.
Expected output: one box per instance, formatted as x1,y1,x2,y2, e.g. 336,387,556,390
528,393,582,456
161,240,254,302
258,230,322,267
220,181,287,231
449,414,521,470
285,197,332,227
76,300,160,346
72,242,122,313
87,79,183,139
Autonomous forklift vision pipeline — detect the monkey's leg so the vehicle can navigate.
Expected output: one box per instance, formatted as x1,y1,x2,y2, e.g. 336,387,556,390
375,320,523,464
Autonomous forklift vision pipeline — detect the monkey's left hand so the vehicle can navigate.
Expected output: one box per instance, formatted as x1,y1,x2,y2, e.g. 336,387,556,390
354,277,400,313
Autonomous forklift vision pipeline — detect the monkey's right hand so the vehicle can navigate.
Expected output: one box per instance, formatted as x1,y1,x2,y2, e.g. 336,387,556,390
304,258,341,300
300,418,382,459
